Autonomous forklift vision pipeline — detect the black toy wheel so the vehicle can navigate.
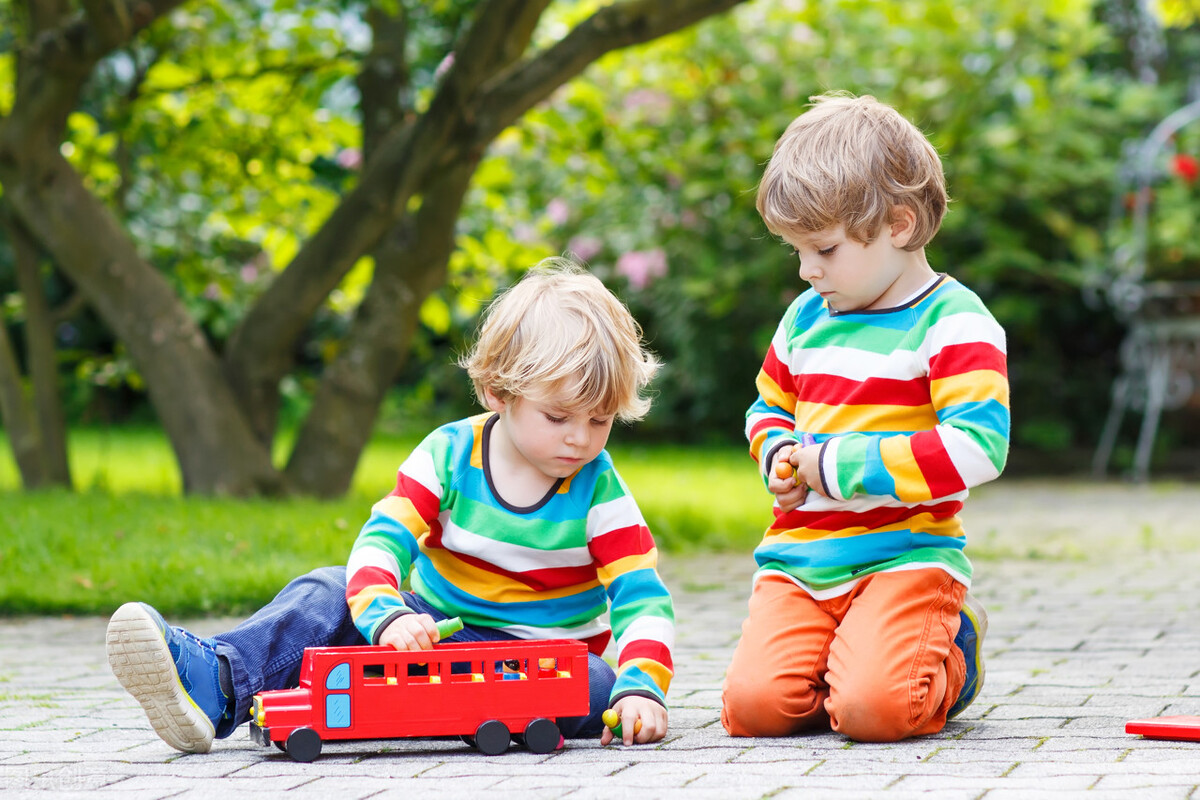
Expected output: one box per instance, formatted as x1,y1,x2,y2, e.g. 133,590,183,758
522,718,560,754
285,727,322,762
473,720,510,755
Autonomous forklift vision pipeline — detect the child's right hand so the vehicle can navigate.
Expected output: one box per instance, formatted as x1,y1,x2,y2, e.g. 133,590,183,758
768,445,808,512
379,613,443,652
769,440,823,513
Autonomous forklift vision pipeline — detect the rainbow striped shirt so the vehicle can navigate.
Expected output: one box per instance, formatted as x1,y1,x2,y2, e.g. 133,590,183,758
745,275,1010,593
346,413,675,706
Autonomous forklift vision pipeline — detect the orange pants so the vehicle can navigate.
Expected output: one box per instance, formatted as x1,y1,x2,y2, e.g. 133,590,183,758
721,568,967,743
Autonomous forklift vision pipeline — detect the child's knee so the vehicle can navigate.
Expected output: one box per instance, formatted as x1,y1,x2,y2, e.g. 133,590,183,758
721,674,823,737
826,677,927,742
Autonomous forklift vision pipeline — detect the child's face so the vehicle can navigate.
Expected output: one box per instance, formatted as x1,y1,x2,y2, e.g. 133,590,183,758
485,389,615,482
783,223,923,312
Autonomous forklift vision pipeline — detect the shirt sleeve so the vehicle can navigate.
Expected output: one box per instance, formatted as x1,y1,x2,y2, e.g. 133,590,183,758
346,433,447,644
586,467,675,708
745,305,804,485
819,299,1011,503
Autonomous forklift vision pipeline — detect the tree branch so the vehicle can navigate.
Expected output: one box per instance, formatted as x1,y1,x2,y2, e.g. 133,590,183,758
222,0,748,442
80,0,131,51
476,0,749,138
1,0,187,153
357,5,410,161
223,2,555,424
442,0,550,95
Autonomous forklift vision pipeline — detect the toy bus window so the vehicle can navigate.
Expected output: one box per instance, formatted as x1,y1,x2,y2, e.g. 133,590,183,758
407,660,442,685
537,657,569,678
447,660,485,683
363,663,400,685
326,693,351,728
326,662,351,691
496,658,530,680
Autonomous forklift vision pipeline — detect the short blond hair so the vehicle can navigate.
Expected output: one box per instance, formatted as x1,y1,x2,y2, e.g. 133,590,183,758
459,257,659,421
756,92,947,250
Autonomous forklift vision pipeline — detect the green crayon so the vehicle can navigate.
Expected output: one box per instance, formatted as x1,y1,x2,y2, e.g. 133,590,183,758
436,616,464,639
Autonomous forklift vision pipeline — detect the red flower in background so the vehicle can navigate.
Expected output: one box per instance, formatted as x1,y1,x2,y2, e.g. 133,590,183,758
1173,153,1200,184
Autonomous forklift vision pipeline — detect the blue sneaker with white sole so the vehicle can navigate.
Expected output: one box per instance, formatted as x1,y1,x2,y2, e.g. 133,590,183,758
948,592,988,720
106,602,231,752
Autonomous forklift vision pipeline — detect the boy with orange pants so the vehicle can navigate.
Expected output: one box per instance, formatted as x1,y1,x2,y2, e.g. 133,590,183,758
721,93,1010,742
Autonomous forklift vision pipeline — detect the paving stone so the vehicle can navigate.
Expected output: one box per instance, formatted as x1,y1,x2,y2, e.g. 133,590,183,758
5,480,1200,795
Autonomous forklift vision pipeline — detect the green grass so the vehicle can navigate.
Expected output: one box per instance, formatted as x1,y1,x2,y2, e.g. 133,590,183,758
0,428,768,616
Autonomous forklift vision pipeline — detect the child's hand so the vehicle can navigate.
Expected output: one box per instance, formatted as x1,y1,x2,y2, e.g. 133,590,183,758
600,696,668,746
768,440,824,513
378,613,442,652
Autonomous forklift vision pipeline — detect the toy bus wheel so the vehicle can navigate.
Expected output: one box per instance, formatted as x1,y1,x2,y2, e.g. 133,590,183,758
473,720,511,756
522,718,560,754
285,727,322,762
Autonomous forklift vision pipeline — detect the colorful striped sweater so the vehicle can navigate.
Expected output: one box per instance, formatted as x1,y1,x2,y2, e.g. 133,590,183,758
346,413,675,707
745,275,1010,592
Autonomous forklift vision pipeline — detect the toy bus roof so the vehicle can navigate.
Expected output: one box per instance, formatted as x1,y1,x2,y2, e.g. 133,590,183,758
302,639,588,662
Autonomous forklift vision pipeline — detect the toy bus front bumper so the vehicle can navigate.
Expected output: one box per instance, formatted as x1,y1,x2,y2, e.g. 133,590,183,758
248,721,273,747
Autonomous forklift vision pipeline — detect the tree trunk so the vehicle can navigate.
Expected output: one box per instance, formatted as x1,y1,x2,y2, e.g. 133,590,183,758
0,0,749,496
10,216,72,487
0,147,283,495
0,313,46,487
286,162,474,496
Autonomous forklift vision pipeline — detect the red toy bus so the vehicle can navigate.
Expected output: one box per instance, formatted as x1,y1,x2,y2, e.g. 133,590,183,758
248,638,590,761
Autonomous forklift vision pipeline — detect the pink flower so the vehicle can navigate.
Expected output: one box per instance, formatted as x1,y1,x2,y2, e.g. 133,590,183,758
546,198,569,226
435,52,456,81
615,248,668,290
336,148,362,171
567,235,603,263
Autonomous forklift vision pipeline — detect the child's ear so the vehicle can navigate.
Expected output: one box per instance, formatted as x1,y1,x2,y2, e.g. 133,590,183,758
483,387,508,413
888,205,917,248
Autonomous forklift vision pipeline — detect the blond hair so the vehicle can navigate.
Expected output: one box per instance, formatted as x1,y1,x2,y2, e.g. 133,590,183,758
459,257,659,421
756,92,947,249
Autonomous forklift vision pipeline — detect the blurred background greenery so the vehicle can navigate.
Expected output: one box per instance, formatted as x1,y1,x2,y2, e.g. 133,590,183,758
3,0,1200,612
5,0,1200,480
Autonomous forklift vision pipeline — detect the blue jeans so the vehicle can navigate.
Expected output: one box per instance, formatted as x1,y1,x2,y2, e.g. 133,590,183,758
212,566,613,739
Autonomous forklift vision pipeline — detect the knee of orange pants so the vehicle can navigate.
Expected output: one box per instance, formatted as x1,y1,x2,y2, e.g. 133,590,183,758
721,672,827,737
826,668,946,743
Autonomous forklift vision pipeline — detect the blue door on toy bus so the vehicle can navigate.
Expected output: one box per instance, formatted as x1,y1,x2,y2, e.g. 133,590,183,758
325,662,352,729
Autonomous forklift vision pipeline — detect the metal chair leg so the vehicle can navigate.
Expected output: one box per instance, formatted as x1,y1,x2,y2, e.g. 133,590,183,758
1132,347,1170,482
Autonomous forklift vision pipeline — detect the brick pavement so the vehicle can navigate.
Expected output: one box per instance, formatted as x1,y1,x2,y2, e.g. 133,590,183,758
3,479,1200,798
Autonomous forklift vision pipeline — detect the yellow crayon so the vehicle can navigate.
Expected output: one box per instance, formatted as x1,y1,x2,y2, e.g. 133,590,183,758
602,708,642,741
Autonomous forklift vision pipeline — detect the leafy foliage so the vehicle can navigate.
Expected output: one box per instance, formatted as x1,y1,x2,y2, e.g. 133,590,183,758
3,0,1200,475
467,0,1197,456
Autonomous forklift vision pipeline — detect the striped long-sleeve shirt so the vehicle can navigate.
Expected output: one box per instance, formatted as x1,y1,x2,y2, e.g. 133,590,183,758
346,413,675,707
745,275,1010,592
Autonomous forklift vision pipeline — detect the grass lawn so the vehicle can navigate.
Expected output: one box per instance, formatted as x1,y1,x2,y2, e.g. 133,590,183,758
0,427,769,616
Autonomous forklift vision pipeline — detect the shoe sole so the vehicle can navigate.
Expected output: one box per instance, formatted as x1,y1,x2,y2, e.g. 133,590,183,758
949,593,989,718
962,594,988,693
106,602,216,753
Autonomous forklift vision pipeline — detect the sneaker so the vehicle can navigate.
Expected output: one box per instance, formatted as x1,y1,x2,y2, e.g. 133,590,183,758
106,602,230,753
947,592,988,720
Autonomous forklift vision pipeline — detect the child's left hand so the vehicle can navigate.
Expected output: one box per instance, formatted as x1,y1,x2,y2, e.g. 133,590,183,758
600,696,668,745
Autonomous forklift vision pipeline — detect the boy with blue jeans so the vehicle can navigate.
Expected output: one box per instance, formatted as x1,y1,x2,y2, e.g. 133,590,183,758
720,93,1010,742
108,259,674,752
